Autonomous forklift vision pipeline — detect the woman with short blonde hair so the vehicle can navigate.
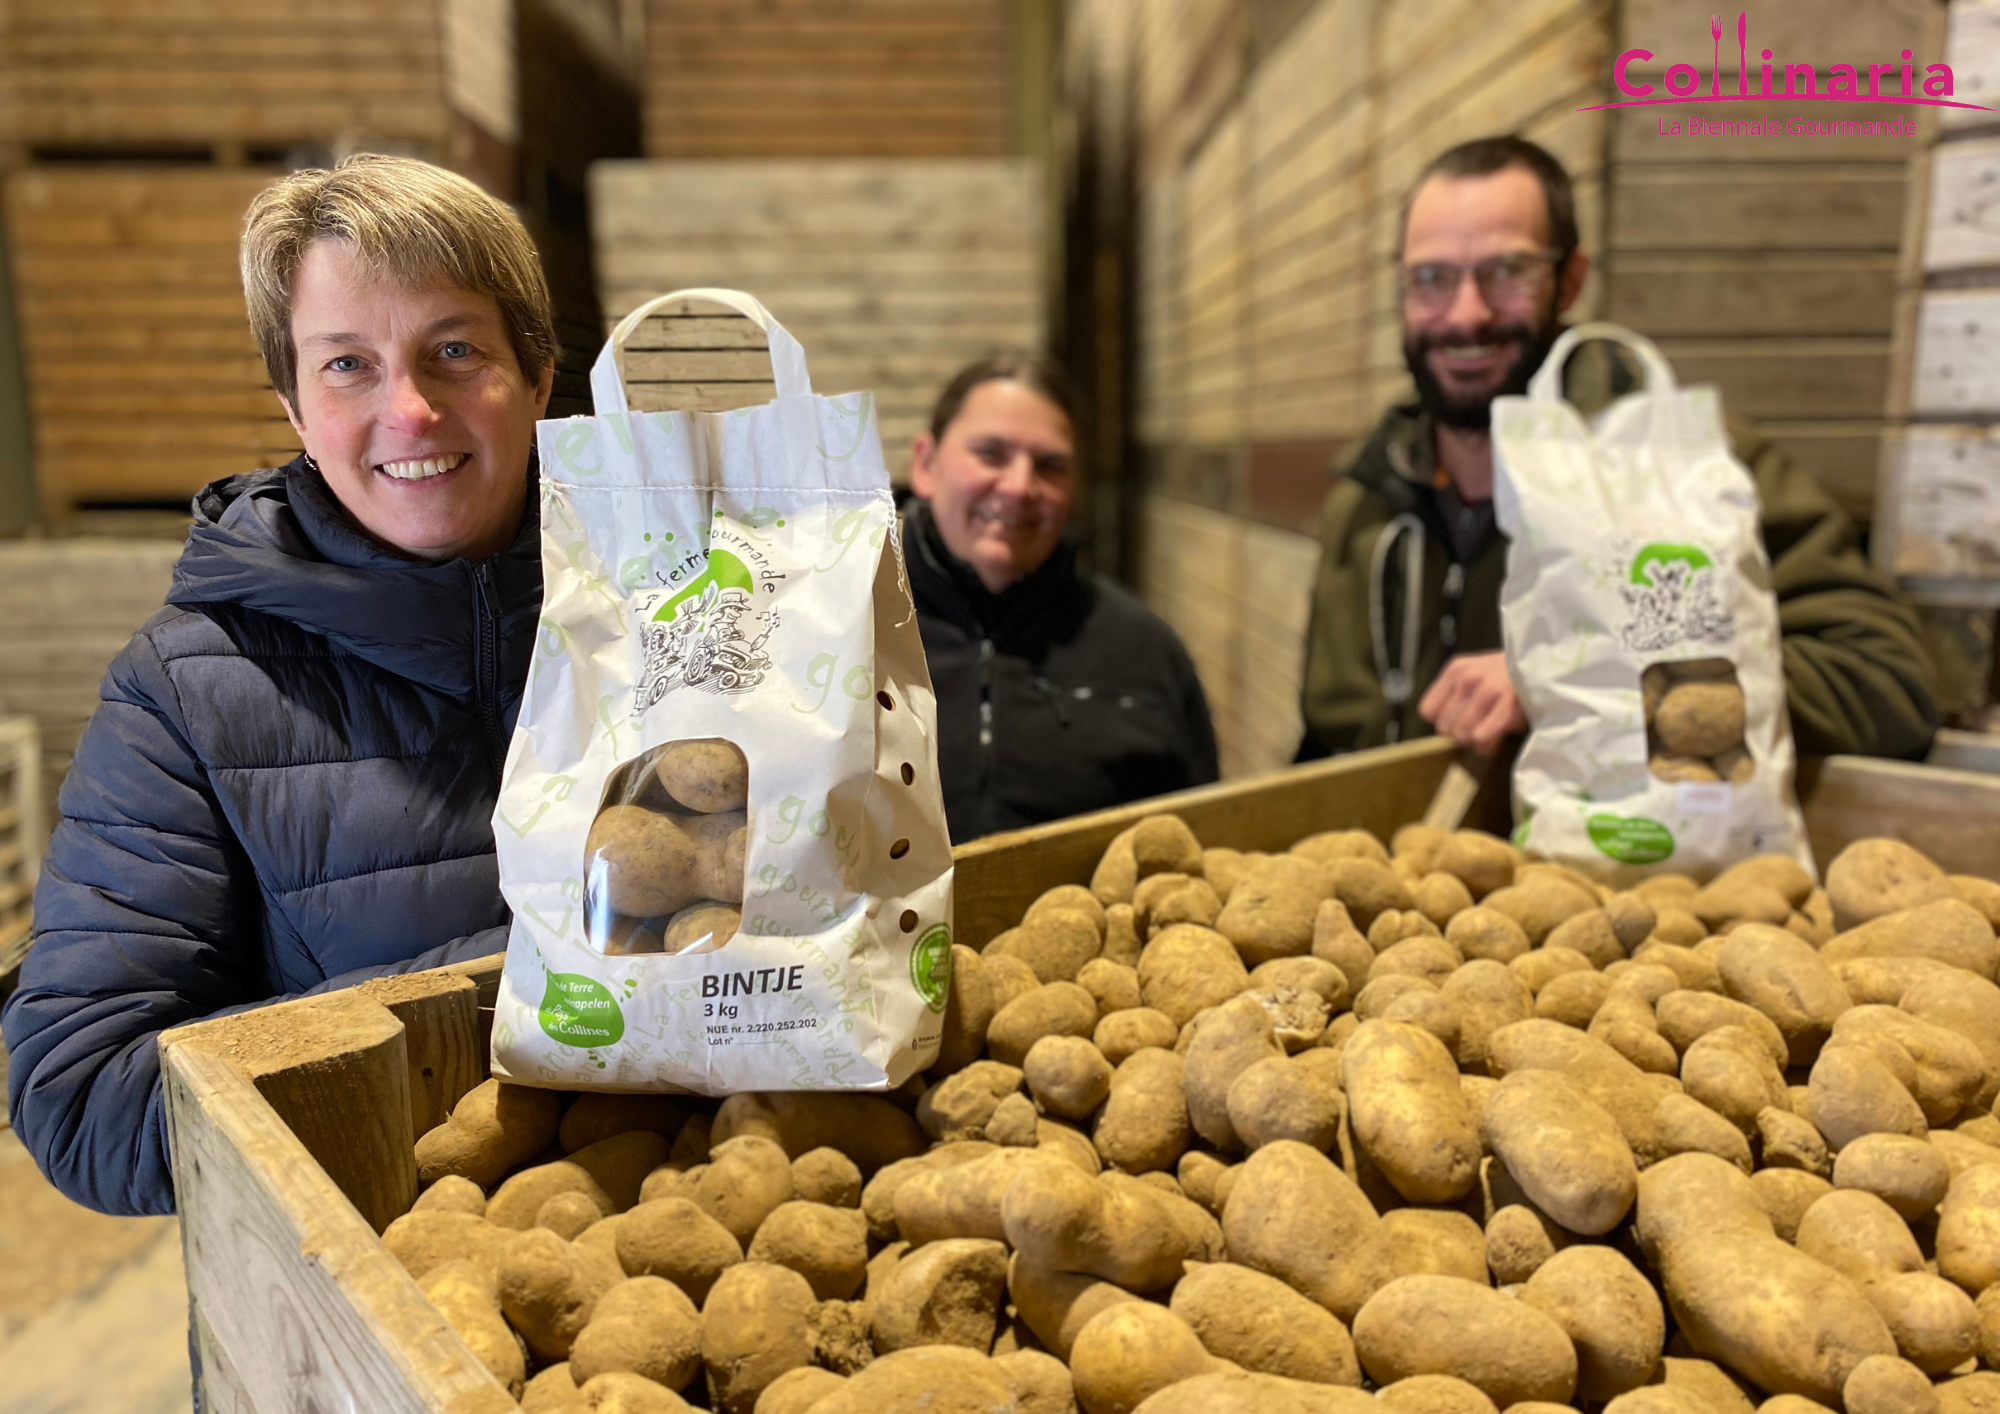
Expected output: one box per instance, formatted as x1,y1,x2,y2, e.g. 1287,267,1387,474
4,154,557,1215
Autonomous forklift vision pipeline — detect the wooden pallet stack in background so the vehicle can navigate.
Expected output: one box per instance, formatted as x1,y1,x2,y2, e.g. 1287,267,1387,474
642,0,1015,159
593,160,1043,463
4,169,300,519
0,0,543,524
1878,0,2000,702
0,538,181,881
0,1,642,881
594,0,1045,474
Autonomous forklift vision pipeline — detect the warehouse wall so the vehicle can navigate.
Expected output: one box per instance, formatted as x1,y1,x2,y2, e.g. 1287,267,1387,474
1072,0,1612,779
1603,0,1927,523
1065,0,1937,779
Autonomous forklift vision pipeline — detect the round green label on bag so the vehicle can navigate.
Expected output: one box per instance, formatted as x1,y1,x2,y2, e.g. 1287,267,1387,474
1587,813,1675,865
540,970,625,1047
910,924,952,1013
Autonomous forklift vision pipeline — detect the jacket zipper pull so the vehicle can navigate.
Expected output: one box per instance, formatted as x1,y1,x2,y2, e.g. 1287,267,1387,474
978,639,995,747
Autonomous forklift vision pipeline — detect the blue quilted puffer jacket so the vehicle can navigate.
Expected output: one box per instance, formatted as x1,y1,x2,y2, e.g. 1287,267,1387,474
2,457,542,1215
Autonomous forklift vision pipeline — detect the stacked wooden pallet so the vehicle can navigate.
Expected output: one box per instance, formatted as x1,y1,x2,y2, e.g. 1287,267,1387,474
642,0,1013,159
0,537,182,810
591,159,1044,467
1877,0,2000,606
0,0,539,521
0,0,455,154
0,715,43,993
4,168,299,519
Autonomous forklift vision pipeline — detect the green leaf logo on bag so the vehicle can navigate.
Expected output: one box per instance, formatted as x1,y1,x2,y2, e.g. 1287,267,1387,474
1629,543,1712,584
909,924,952,1012
539,968,625,1047
1586,813,1675,865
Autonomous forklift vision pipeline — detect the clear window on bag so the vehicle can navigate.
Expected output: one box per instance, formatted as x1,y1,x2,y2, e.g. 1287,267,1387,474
582,738,748,955
1641,658,1753,785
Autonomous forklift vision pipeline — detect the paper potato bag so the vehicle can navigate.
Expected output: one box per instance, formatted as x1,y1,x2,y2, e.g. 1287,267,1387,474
1492,322,1812,881
490,289,954,1092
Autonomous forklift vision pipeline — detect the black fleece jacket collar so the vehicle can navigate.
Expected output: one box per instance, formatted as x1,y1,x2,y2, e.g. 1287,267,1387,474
905,501,1088,649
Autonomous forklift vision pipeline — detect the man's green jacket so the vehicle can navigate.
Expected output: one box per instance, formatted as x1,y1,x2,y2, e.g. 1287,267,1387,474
1298,403,1942,761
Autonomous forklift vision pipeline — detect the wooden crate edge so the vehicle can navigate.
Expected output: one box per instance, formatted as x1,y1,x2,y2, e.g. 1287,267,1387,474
161,1035,514,1414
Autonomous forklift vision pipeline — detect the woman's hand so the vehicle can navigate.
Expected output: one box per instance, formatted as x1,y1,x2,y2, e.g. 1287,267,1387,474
1419,651,1526,757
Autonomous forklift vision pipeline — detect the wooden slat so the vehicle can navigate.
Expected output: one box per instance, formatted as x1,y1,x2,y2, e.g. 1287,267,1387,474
1942,0,2000,129
1924,138,2000,273
642,0,1011,159
1927,728,2000,775
1879,424,2000,582
355,971,484,1147
1610,167,1909,251
1654,339,1890,420
1797,755,2000,881
1605,255,1899,337
163,989,418,1234
1911,289,2000,416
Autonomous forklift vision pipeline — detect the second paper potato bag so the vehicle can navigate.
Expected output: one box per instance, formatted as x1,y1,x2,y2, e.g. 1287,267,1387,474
490,289,953,1092
1493,323,1812,882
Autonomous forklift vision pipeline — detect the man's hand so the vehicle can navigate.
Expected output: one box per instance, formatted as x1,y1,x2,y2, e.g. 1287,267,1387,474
1418,652,1526,756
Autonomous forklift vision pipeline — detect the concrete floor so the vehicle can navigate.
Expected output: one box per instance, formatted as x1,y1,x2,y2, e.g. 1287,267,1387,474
0,1047,194,1414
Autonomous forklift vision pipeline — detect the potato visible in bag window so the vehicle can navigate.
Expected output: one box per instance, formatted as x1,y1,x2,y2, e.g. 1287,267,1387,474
585,739,749,955
656,740,749,814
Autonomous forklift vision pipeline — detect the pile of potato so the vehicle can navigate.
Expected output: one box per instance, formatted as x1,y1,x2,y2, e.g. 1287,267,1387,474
584,739,749,955
1642,661,1753,784
389,817,2000,1414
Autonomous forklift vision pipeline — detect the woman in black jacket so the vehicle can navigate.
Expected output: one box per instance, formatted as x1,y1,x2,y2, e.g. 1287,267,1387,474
907,356,1218,842
2,155,555,1215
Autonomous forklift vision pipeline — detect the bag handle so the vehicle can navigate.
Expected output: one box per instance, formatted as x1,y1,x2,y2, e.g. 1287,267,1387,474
590,287,813,417
1526,321,1677,404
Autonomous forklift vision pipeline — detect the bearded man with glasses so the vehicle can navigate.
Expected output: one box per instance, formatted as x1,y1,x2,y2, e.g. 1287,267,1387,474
1295,135,1939,764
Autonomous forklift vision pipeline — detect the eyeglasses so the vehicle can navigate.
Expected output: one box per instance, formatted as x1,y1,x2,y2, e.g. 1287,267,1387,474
1399,252,1562,309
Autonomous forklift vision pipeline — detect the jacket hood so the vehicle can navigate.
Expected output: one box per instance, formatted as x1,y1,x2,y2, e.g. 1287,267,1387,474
167,456,543,698
1347,402,1429,513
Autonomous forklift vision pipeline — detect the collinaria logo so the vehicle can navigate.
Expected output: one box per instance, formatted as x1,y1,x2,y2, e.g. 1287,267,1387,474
1583,10,1990,111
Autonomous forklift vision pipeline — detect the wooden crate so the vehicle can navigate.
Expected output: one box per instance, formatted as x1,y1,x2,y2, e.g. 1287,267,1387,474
590,159,1045,470
3,167,296,518
0,0,487,153
642,0,1014,160
157,739,2000,1411
0,537,183,809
